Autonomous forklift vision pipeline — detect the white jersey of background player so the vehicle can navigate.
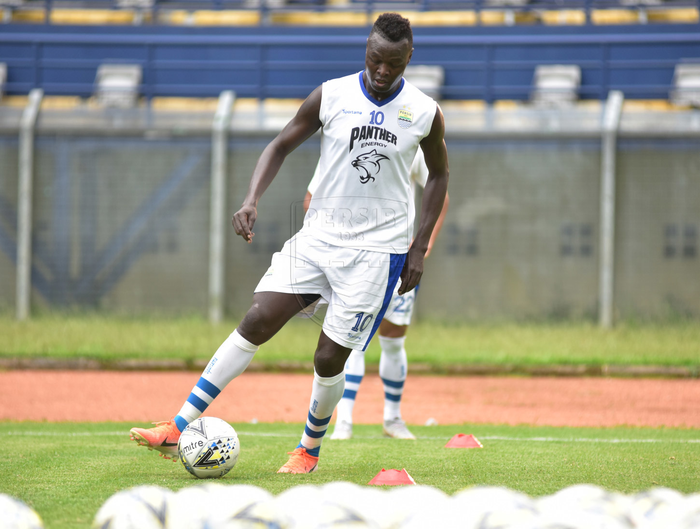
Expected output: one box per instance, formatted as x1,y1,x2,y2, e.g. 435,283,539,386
305,147,450,440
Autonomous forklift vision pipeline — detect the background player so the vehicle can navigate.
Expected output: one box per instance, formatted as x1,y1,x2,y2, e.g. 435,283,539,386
130,12,449,474
304,148,450,440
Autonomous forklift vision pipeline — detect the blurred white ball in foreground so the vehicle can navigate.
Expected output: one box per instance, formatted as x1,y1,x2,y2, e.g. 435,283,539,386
537,484,632,527
203,485,275,528
628,487,686,527
452,486,539,529
386,485,451,528
92,485,172,529
0,494,44,529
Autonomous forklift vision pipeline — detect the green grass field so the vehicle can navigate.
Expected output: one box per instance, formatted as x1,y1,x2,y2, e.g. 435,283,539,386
2,316,699,527
2,315,700,370
1,421,699,528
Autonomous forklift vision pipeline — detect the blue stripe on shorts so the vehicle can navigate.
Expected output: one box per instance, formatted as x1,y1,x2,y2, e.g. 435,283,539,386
362,253,406,351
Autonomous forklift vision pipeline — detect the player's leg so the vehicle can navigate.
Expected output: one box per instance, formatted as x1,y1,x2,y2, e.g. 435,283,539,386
378,319,415,439
174,291,308,423
329,348,365,440
278,331,351,473
279,246,406,473
378,283,417,440
129,291,310,460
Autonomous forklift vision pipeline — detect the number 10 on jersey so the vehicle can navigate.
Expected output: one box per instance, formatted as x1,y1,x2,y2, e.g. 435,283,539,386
352,312,374,332
369,111,384,126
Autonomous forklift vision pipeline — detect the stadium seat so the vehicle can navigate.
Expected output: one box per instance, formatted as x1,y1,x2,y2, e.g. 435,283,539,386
404,65,444,100
95,64,142,108
115,0,153,24
670,61,700,108
49,9,143,24
538,9,587,25
0,0,23,22
164,9,260,25
530,64,581,107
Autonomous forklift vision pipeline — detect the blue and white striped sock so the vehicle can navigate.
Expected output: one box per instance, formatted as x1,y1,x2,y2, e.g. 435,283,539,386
175,329,258,431
174,377,220,431
334,349,365,425
299,370,345,456
379,335,408,421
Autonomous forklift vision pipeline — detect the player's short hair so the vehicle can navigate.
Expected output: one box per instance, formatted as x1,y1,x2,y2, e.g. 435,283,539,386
370,13,413,47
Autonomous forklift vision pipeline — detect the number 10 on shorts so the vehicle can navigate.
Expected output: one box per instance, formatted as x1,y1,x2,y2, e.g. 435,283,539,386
352,312,374,332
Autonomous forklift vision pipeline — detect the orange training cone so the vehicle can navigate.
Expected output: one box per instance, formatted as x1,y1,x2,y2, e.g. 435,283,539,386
445,433,483,448
368,468,416,486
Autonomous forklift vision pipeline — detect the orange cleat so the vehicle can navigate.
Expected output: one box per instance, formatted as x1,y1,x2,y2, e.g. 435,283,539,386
277,447,319,474
129,419,181,461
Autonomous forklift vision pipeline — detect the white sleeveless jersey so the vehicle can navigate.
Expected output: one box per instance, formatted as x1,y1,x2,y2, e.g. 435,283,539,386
308,146,429,202
302,71,437,254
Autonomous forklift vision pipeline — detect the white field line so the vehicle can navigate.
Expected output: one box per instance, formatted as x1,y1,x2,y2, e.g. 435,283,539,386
2,431,700,444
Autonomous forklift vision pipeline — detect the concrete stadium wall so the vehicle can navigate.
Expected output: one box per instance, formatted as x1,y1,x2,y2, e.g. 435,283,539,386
1,132,698,321
419,139,602,321
0,138,19,312
615,139,700,320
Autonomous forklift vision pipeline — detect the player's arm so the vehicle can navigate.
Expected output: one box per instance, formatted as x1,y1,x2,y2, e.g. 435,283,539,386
425,191,449,259
399,105,449,295
232,87,323,243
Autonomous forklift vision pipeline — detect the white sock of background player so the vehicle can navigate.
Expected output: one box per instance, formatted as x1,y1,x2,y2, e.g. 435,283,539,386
334,349,365,425
173,329,258,432
379,335,408,422
298,370,345,456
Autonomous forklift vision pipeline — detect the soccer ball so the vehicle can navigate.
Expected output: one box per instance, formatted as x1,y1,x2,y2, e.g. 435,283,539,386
167,484,274,529
627,487,685,527
0,493,44,529
536,484,632,527
92,485,173,529
451,486,538,528
205,499,287,529
385,485,451,528
177,417,240,479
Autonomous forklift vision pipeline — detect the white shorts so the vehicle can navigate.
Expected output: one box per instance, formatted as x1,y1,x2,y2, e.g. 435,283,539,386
383,281,419,327
254,232,406,351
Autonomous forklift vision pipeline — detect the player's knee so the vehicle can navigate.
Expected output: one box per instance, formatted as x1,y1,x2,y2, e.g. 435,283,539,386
314,347,346,378
379,335,406,355
238,303,276,344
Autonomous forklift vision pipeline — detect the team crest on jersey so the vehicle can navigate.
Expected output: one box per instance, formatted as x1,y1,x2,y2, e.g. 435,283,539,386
351,149,389,184
398,108,414,129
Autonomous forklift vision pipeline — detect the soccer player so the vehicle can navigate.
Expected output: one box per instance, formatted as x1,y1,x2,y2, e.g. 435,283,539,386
129,12,449,474
303,149,449,440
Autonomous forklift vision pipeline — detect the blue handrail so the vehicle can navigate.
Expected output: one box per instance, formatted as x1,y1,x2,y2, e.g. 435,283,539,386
2,28,700,101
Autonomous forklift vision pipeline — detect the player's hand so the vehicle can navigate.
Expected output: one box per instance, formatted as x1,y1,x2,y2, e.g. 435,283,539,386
398,248,424,295
232,204,257,243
